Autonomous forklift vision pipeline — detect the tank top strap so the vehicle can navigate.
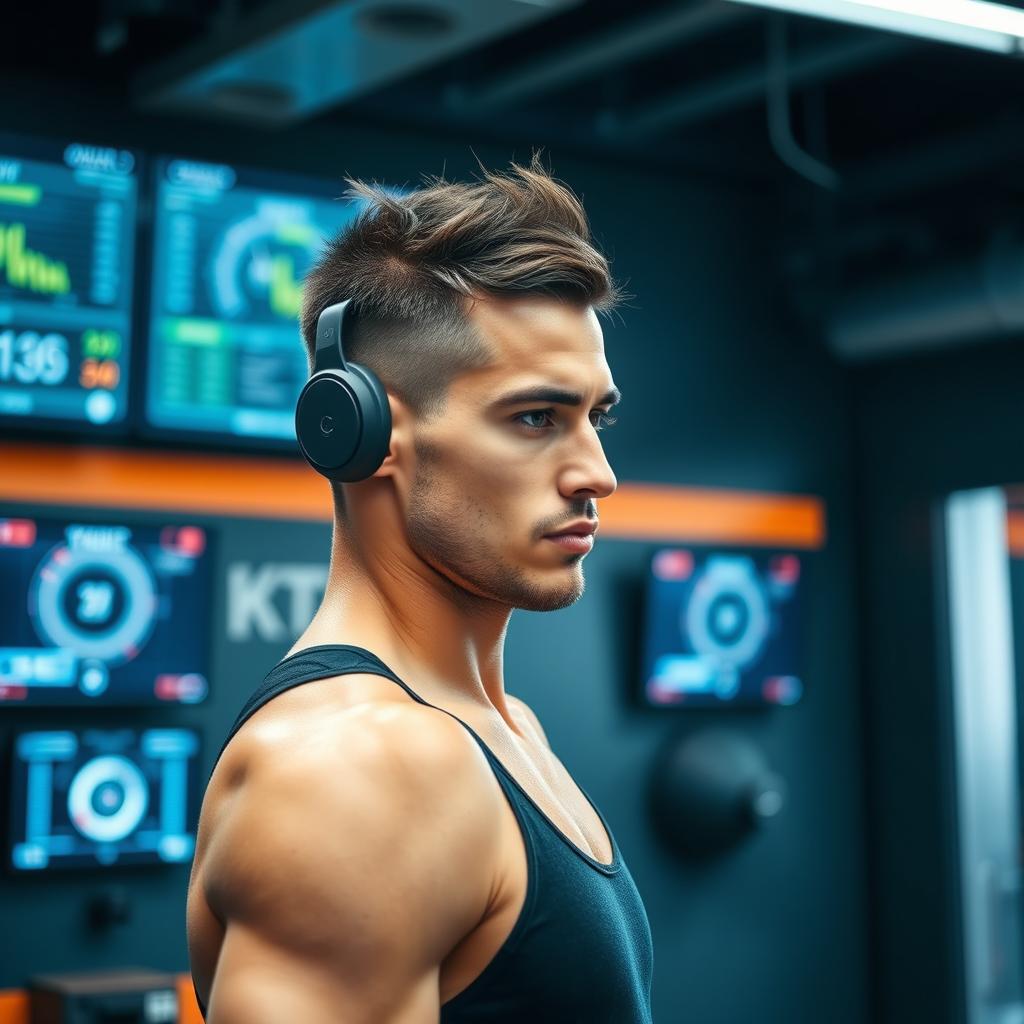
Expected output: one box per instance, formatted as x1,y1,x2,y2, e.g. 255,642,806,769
249,643,428,716
213,643,508,778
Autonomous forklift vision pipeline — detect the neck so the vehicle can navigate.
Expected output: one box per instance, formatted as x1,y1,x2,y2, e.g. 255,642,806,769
291,512,516,724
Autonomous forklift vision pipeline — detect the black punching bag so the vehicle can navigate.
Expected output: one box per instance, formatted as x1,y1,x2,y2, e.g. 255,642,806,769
649,727,786,861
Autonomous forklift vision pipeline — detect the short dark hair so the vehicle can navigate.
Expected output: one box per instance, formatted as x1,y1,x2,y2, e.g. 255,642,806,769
299,154,621,421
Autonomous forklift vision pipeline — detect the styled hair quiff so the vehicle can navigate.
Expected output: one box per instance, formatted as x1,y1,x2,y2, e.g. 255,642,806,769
299,154,622,420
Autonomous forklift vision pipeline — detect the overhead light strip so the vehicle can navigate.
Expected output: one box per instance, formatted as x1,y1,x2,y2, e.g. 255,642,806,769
723,0,1024,55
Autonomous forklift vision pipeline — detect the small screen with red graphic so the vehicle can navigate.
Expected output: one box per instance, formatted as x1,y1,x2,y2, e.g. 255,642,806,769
0,516,211,705
641,547,804,708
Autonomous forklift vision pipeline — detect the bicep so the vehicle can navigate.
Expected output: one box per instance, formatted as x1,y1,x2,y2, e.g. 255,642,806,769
208,920,440,1024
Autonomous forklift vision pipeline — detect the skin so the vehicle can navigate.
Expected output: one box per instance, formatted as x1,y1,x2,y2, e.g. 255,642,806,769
187,294,621,1023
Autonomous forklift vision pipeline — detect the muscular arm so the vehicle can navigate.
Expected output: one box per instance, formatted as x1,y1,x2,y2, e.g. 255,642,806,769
189,704,503,1023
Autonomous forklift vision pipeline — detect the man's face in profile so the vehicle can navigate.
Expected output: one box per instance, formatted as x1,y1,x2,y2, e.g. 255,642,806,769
403,295,619,612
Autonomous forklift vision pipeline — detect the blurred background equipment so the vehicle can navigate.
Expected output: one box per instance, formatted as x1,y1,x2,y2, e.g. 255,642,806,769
28,968,179,1024
649,727,787,859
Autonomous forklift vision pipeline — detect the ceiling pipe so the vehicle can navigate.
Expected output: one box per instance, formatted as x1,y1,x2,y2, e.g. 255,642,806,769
599,32,908,139
825,232,1024,361
447,1,748,112
765,13,840,190
845,114,1024,201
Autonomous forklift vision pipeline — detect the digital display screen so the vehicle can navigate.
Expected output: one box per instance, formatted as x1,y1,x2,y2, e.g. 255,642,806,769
9,727,200,871
641,547,804,708
0,134,138,428
146,157,368,444
0,516,212,706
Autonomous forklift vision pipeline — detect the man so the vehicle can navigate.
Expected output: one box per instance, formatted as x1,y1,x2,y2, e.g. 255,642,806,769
187,157,654,1022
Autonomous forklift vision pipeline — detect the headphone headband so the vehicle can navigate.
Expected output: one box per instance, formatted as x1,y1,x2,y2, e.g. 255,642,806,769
313,299,353,372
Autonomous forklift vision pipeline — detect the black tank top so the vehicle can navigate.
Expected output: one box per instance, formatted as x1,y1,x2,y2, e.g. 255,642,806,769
192,644,654,1022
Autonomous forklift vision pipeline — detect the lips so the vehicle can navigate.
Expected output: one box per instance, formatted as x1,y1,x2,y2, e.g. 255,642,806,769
543,532,595,553
543,521,598,539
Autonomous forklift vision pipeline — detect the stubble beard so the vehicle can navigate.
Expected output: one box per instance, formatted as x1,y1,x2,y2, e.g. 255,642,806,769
406,459,586,613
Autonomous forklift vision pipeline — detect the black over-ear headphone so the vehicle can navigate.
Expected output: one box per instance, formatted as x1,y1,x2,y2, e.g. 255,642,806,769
295,300,392,481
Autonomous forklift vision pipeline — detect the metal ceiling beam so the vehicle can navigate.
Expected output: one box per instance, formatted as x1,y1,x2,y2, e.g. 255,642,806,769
448,1,749,112
599,32,909,138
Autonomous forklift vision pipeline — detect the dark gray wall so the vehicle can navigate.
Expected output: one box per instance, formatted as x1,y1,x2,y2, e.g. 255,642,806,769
0,73,867,1023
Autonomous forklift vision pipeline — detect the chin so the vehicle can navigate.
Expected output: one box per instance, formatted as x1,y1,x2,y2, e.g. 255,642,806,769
511,568,586,612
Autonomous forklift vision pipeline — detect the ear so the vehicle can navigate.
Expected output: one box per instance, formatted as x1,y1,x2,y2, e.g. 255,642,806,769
371,391,411,482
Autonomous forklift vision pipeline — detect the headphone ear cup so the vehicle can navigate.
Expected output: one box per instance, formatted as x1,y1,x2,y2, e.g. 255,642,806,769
295,364,392,482
345,362,392,478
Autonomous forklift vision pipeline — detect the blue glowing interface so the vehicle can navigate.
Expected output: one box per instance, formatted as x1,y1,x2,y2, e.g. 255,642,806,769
0,517,212,706
641,547,804,708
0,134,138,428
9,727,200,871
146,158,368,443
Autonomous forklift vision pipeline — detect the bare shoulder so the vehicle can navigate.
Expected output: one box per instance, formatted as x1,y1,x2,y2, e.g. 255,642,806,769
201,700,500,917
189,701,503,1020
507,694,551,749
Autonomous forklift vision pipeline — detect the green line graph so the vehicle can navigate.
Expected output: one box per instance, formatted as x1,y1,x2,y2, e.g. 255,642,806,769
0,222,70,294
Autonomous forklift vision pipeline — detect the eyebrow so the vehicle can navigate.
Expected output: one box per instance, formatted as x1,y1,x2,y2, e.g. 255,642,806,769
490,385,622,409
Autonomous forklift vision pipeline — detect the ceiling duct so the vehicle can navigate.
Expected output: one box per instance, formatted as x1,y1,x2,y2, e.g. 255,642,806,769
447,2,749,113
134,0,582,127
825,232,1024,361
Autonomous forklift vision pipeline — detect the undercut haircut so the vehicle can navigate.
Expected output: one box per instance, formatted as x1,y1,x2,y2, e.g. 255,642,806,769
299,154,622,424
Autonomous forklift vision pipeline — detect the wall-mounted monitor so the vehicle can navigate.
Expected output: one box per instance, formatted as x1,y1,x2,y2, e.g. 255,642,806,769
145,157,372,446
640,547,804,708
8,727,200,872
0,516,212,706
0,134,138,430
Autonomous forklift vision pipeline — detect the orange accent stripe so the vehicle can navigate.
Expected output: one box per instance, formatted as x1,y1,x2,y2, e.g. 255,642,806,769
599,482,824,548
1008,509,1024,558
0,444,825,548
0,444,333,521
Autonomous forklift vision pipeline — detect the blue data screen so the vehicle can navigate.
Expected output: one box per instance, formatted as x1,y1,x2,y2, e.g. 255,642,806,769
641,547,805,708
0,136,138,428
0,516,212,706
146,158,366,443
9,727,200,871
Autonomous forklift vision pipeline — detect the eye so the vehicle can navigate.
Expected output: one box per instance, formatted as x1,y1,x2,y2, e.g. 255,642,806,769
513,409,619,434
512,409,552,430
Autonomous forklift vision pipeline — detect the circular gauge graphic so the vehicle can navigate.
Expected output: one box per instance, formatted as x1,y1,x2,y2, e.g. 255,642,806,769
686,556,771,671
67,754,149,843
210,210,323,321
30,540,157,665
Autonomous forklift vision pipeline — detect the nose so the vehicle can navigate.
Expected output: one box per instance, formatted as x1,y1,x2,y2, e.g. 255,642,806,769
558,423,618,502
